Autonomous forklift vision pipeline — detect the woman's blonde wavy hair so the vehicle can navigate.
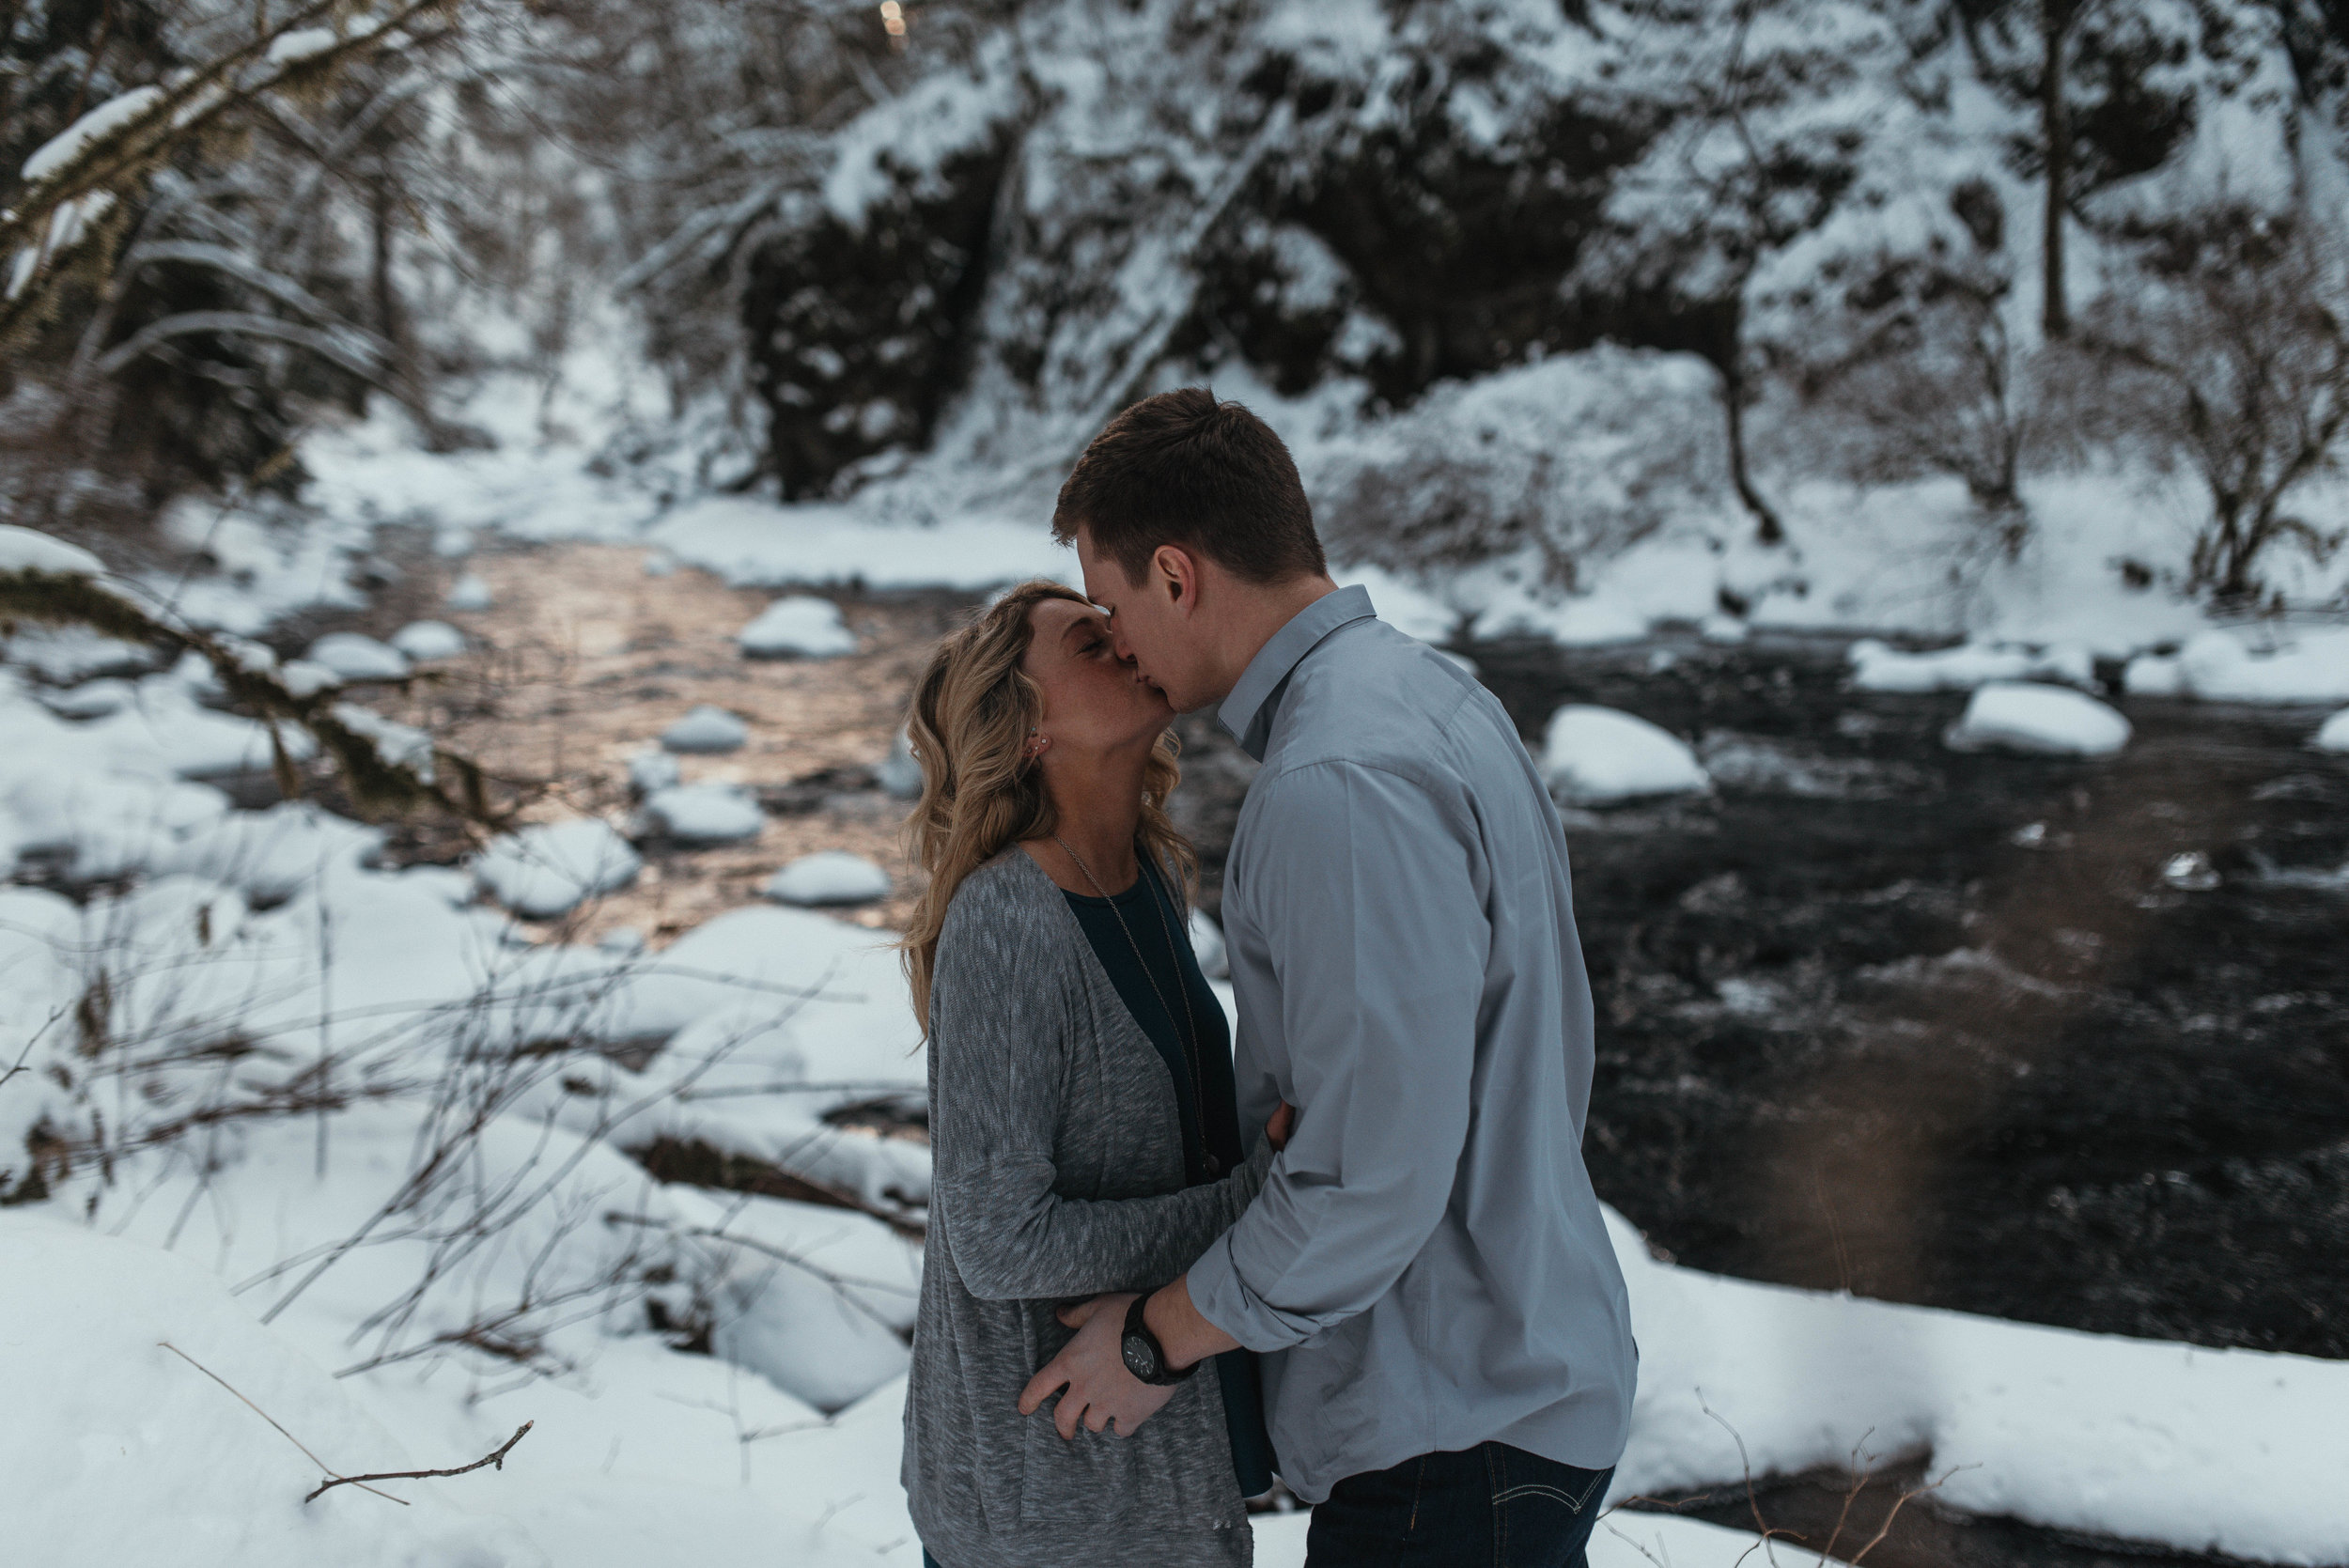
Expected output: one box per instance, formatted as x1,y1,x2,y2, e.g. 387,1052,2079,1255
899,579,1192,1032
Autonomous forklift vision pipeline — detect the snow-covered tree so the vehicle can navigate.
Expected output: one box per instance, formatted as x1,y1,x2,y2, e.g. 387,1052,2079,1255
1946,0,2242,338
2088,204,2349,602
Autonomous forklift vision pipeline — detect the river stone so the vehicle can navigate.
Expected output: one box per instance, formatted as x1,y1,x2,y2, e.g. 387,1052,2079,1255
303,632,410,682
643,783,764,843
628,746,681,796
661,705,750,754
739,597,857,659
765,850,893,906
389,620,466,661
1542,705,1709,804
1945,682,2130,757
877,728,924,800
474,818,641,919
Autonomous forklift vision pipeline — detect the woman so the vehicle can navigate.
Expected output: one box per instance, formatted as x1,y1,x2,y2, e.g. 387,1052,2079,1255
898,580,1282,1568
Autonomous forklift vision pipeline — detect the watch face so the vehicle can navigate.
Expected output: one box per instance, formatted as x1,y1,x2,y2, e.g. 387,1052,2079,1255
1122,1336,1156,1380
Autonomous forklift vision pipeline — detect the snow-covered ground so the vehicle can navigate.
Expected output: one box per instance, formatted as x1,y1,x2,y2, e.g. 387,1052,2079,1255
287,359,2349,700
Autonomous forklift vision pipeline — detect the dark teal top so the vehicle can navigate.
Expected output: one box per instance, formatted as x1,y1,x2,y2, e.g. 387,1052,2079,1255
1062,861,1276,1498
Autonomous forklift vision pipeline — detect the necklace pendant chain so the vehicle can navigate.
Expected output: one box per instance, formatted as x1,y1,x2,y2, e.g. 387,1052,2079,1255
1052,834,1216,1178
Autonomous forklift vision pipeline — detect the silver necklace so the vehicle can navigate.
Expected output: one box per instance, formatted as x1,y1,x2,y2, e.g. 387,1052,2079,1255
1051,833,1219,1178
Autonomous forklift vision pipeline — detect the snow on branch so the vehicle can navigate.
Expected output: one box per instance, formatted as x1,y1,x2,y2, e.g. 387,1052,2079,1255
0,526,498,826
0,0,461,348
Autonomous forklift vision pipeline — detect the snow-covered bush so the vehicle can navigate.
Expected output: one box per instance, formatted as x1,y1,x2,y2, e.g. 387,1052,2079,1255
1314,351,1727,593
2085,205,2349,603
1798,255,2047,553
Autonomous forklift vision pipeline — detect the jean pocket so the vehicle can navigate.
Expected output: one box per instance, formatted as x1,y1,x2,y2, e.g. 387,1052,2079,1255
1490,1457,1611,1515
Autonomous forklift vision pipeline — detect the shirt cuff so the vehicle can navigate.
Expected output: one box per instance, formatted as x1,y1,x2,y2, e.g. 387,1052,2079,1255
1188,1229,1317,1353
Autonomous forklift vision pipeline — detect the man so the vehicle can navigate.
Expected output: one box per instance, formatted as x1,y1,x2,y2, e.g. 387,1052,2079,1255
1019,388,1638,1566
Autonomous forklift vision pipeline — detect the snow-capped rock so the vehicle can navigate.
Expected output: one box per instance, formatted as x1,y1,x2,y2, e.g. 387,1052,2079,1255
626,746,681,796
1542,706,1710,804
2161,851,2221,892
5,774,230,881
277,660,343,697
0,524,105,578
39,678,133,718
643,783,764,843
739,596,857,659
388,620,466,661
157,802,384,902
876,727,924,800
2123,653,2186,696
661,705,749,754
2316,708,2349,753
697,1192,915,1412
474,819,642,919
764,850,892,906
445,572,494,612
2173,628,2349,705
1848,638,2092,692
84,680,317,778
1944,682,2131,757
303,632,410,681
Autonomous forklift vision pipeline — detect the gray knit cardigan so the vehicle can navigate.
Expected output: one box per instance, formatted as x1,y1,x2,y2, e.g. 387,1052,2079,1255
902,846,1273,1568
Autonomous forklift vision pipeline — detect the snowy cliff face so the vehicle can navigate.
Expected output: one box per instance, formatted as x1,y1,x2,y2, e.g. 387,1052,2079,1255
737,1,1666,494
746,135,1013,499
729,0,2317,505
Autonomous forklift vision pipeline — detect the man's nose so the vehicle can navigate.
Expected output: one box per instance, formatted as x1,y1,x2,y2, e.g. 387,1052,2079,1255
1109,625,1138,663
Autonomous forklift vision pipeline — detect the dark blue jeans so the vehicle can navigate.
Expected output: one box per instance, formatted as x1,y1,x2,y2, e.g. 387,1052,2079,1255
1304,1442,1614,1568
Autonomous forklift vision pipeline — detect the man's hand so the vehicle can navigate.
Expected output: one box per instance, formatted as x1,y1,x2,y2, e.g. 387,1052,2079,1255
1017,1293,1174,1439
1015,1103,1294,1440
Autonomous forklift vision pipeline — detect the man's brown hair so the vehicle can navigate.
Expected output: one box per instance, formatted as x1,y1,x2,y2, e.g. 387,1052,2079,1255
1051,387,1327,586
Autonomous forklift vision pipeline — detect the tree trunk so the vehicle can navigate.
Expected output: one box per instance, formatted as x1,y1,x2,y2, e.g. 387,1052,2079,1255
1721,353,1784,547
2040,3,2073,341
370,175,399,340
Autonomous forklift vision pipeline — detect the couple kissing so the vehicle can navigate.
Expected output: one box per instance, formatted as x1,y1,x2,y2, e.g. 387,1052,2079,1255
895,387,1638,1568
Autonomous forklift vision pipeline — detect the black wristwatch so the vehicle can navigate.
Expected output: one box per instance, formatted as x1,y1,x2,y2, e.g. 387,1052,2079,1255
1120,1293,1197,1386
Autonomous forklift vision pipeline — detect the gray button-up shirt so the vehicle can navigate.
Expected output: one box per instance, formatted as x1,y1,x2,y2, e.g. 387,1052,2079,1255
1185,585,1638,1504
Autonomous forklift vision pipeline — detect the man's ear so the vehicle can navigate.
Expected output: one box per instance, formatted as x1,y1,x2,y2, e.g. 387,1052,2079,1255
1152,544,1202,616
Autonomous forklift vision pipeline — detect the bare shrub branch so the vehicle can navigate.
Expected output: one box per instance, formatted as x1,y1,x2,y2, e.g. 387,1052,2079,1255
304,1421,533,1503
2084,203,2349,603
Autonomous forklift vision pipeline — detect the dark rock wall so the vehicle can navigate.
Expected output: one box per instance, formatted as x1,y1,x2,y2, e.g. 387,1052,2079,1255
742,136,1010,500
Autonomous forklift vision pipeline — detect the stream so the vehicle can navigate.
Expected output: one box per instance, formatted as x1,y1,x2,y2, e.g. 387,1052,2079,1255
1174,626,2348,1564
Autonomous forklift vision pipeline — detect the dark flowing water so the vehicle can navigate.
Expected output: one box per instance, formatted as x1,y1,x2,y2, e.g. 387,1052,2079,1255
1171,628,2349,1563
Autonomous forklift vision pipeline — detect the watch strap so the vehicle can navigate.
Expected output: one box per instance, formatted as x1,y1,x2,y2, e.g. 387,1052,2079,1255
1123,1293,1197,1385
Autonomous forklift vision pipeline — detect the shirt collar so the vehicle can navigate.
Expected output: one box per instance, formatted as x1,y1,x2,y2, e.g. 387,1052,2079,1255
1215,583,1377,761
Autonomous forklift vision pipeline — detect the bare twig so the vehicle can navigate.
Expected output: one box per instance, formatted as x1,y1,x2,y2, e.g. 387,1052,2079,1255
304,1421,534,1504
158,1340,408,1506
